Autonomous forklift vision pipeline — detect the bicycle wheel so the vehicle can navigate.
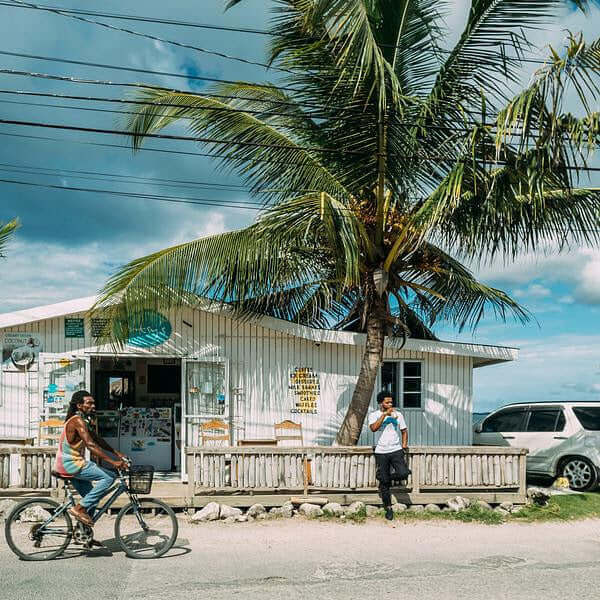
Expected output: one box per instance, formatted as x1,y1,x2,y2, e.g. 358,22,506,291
115,498,178,559
5,498,73,561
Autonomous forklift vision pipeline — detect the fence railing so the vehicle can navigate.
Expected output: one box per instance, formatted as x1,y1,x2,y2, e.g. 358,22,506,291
186,445,528,496
0,447,58,489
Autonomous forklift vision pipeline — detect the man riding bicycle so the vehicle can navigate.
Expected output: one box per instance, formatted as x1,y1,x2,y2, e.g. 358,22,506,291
54,390,128,528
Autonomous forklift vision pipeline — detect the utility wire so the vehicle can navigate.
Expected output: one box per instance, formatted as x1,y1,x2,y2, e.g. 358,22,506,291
1,1,562,67
0,90,349,132
2,118,600,172
0,176,264,210
0,161,320,194
0,117,367,155
6,0,305,78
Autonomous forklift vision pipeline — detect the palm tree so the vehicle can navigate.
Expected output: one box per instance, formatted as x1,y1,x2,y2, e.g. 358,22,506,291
96,0,600,445
0,219,19,261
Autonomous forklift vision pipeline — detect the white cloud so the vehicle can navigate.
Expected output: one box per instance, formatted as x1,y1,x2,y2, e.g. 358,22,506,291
475,247,600,306
513,283,551,299
474,333,600,411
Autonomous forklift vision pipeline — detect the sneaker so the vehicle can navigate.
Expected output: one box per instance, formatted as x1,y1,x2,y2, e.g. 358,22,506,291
385,507,394,521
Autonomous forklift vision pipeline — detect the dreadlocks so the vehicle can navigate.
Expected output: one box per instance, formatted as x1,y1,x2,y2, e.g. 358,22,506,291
65,390,91,420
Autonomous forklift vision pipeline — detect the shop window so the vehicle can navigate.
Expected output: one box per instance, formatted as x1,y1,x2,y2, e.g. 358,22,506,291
380,361,422,409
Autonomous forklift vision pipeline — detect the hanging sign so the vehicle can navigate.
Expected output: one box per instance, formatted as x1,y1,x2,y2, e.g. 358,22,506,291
1,332,43,371
289,367,320,414
65,318,85,338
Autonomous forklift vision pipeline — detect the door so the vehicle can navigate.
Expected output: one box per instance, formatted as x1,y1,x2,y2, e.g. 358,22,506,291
474,406,528,447
38,353,90,444
519,407,568,474
181,358,229,477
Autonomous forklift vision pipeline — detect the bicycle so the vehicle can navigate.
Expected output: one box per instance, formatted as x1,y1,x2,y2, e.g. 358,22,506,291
4,461,178,561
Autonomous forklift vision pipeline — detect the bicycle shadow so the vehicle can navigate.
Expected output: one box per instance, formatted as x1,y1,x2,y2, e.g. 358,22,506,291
58,536,192,560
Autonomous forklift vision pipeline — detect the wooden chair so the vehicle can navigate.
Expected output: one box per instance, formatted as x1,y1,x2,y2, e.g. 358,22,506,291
274,419,303,446
200,419,230,447
38,418,64,446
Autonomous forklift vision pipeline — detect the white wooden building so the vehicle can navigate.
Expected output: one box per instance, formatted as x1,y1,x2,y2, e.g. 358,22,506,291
0,297,517,473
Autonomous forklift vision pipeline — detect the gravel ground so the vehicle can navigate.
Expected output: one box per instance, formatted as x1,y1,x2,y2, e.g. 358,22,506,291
2,516,600,600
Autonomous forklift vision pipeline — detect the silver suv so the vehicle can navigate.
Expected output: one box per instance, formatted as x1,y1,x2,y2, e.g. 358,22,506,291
473,402,600,491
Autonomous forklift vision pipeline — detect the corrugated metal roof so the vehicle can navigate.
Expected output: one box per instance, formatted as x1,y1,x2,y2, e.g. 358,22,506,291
0,296,517,366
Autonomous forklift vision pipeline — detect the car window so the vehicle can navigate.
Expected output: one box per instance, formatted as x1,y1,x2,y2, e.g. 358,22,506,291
527,409,564,432
482,408,526,433
573,407,600,431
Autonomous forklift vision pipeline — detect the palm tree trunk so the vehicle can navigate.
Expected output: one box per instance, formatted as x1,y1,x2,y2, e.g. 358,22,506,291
336,294,386,446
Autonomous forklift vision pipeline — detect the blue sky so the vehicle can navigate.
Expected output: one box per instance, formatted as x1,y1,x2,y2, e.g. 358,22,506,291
0,1,599,413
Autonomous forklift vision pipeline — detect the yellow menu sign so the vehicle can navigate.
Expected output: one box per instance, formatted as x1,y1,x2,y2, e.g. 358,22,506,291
289,367,320,414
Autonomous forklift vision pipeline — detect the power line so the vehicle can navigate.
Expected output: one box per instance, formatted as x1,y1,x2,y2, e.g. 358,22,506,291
0,117,367,155
1,1,561,67
6,0,304,78
0,176,264,210
0,161,320,194
0,95,327,134
0,51,340,112
0,130,332,166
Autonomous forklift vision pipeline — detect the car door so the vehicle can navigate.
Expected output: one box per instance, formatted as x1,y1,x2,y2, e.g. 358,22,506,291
518,407,568,474
473,407,528,447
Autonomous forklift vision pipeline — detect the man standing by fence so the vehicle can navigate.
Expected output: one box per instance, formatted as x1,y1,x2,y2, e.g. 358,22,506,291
369,391,409,520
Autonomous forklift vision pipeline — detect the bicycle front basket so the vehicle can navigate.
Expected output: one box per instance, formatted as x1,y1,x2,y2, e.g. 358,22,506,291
129,465,155,495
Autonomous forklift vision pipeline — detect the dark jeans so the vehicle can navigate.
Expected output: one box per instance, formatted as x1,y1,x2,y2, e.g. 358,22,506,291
375,449,408,508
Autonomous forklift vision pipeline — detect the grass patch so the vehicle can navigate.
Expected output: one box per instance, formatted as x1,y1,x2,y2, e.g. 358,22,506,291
509,493,600,523
344,506,367,523
397,505,504,525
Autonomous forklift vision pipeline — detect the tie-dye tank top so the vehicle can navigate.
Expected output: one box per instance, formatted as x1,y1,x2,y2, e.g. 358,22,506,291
54,416,86,477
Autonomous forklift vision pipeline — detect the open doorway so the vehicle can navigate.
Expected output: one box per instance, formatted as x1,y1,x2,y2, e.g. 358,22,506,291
91,356,182,472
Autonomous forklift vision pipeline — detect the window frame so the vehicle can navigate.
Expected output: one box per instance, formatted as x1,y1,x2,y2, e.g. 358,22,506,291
380,360,424,410
525,407,566,433
481,407,528,433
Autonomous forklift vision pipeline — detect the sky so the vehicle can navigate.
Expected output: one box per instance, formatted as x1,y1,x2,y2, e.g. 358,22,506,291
0,1,599,413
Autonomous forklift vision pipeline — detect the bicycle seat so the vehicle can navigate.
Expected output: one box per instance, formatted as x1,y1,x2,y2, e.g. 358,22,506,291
51,470,73,481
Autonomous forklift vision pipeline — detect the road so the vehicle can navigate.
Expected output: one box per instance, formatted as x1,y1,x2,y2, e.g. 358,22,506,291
2,516,600,600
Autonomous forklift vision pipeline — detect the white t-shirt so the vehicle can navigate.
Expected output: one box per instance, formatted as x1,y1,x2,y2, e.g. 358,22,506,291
368,409,407,454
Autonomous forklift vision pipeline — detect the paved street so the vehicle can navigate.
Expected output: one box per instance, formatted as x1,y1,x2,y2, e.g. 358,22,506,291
2,517,600,600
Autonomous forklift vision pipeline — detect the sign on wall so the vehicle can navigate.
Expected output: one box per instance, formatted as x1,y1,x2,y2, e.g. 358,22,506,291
91,318,110,338
289,367,320,414
1,332,43,372
64,318,85,338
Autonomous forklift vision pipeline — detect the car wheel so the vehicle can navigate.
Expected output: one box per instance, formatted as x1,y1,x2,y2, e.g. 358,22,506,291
561,456,598,492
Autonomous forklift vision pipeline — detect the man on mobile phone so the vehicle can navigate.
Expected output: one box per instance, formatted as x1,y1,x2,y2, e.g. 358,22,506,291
368,391,409,521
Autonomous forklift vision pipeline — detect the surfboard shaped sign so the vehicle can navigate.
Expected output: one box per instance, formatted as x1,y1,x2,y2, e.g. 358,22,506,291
115,310,172,348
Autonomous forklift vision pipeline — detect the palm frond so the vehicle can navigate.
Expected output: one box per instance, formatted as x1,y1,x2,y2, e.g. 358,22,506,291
0,219,19,258
123,85,354,203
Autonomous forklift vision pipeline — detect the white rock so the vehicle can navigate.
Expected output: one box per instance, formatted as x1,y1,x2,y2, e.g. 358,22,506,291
18,505,51,523
247,504,266,518
392,503,407,514
223,516,236,524
475,500,493,511
365,505,379,517
236,515,248,522
299,503,324,518
256,512,270,521
0,499,18,521
408,505,425,513
346,501,365,516
190,501,220,522
499,501,513,512
322,502,344,517
510,505,524,515
425,504,441,513
494,506,509,516
246,515,255,522
220,505,243,520
446,496,470,512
